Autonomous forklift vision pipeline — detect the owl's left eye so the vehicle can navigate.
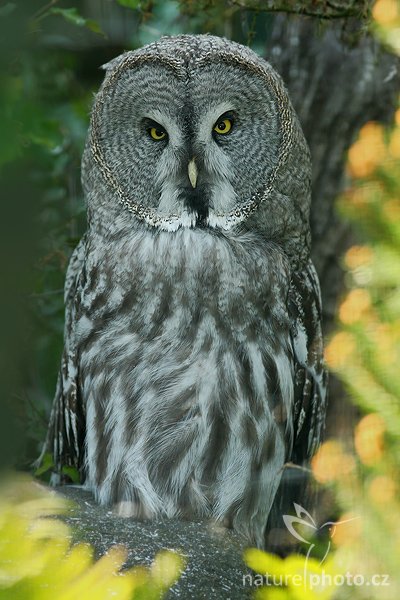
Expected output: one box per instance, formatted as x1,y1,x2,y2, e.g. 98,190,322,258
143,118,168,142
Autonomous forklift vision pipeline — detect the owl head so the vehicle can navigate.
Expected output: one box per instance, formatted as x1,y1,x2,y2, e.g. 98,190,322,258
82,35,311,264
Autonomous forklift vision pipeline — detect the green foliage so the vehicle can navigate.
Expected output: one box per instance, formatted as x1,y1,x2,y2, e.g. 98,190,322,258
117,0,143,9
48,7,104,35
243,548,337,599
372,0,400,55
34,453,54,478
332,116,400,435
0,476,185,599
325,114,400,598
0,2,98,470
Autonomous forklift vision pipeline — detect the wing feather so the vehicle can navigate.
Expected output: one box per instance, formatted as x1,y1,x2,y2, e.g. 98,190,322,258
41,236,86,483
289,259,328,463
266,260,327,549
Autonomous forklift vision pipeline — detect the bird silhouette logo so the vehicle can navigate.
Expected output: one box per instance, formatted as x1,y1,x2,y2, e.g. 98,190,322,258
283,503,358,566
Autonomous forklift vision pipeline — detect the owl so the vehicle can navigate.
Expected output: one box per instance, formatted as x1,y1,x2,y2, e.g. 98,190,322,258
44,34,327,548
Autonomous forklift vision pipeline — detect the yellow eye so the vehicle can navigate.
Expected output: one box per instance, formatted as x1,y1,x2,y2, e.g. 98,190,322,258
213,118,233,135
149,127,167,141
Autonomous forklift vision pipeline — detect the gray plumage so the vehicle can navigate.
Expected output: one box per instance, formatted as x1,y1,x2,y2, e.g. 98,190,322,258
44,34,327,548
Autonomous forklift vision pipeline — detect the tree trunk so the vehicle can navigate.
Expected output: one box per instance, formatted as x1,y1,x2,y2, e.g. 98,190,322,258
264,15,399,332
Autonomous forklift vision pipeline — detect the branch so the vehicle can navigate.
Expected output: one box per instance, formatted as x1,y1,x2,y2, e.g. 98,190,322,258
31,0,59,22
228,0,372,20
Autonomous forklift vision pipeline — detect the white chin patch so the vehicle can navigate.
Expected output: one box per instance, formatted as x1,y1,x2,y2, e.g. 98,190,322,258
156,209,198,232
206,211,235,230
154,210,243,232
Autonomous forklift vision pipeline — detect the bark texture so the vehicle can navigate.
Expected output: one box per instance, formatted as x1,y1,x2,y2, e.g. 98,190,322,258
264,16,400,334
56,485,252,599
230,0,371,19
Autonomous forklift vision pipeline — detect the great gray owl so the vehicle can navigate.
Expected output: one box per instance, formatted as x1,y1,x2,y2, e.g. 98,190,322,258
44,34,327,548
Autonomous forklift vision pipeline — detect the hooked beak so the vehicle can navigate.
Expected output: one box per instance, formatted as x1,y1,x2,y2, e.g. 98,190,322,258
188,158,198,189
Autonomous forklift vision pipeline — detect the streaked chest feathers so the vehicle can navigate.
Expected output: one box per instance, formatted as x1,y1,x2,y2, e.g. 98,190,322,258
77,228,293,546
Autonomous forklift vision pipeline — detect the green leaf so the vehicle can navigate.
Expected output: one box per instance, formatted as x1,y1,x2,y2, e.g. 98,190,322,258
0,477,183,597
61,465,80,484
243,548,285,575
34,453,54,477
86,19,103,34
151,550,186,589
49,7,104,35
116,0,142,9
50,7,86,27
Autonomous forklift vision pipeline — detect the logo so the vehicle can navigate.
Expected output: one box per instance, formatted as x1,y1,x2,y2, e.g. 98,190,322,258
283,503,358,566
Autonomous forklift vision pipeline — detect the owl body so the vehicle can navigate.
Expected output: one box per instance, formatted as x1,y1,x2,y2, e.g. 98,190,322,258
45,35,327,547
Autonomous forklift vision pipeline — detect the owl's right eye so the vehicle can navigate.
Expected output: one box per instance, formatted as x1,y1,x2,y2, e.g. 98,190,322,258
149,127,167,141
